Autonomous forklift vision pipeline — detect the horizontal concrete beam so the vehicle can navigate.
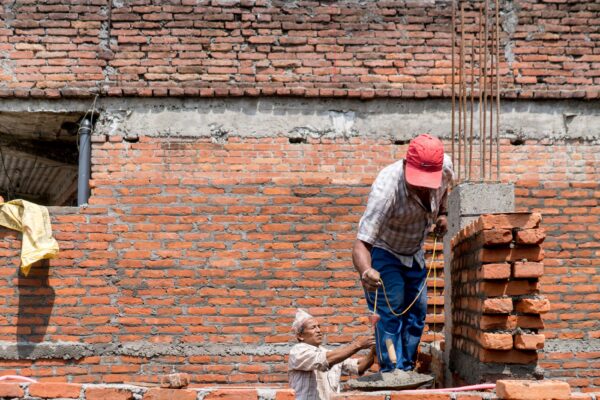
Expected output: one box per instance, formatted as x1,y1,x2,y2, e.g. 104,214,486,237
0,98,598,141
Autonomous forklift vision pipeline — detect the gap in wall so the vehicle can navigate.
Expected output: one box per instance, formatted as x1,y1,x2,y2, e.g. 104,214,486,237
0,112,88,206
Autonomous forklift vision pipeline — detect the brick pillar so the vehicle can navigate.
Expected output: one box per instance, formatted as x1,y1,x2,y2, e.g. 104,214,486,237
449,212,549,384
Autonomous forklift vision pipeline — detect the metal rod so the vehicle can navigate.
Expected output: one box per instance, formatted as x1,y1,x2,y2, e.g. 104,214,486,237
469,28,475,181
495,0,501,181
458,3,467,181
451,0,456,170
489,4,494,181
482,0,489,180
463,8,468,180
478,7,483,181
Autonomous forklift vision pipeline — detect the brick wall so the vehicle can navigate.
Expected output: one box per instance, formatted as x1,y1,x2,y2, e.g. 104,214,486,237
1,0,600,99
0,137,599,388
450,212,548,383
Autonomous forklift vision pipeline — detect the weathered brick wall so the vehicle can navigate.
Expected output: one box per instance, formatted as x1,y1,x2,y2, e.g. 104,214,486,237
0,137,599,388
450,212,549,383
1,0,600,99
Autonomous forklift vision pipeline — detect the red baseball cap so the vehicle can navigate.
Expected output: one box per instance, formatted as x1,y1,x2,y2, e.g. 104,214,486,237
405,134,444,189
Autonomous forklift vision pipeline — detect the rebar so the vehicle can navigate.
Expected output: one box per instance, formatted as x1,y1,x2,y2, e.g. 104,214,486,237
469,31,475,181
495,0,501,181
451,1,456,169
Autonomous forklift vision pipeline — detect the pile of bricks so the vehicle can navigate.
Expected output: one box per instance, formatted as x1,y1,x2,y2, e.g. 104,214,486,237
450,213,550,383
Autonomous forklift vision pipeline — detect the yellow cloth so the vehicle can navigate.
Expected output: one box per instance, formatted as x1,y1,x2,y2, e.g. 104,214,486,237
0,199,59,276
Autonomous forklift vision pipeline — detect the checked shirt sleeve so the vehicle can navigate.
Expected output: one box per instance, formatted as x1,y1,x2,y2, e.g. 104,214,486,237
357,167,395,245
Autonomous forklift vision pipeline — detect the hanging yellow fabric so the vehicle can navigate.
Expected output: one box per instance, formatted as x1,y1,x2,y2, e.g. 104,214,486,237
0,199,59,276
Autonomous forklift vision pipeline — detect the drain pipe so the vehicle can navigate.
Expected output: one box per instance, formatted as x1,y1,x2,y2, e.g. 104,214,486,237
77,118,92,206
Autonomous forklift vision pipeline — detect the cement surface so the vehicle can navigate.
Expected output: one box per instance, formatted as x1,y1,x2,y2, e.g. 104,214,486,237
0,98,599,141
0,341,291,360
346,370,433,391
449,349,542,384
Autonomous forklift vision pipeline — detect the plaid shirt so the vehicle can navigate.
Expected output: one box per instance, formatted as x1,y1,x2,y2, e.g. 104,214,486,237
357,155,454,268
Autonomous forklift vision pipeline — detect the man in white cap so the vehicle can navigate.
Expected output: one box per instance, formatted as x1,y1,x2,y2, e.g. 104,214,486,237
353,134,454,373
288,309,376,400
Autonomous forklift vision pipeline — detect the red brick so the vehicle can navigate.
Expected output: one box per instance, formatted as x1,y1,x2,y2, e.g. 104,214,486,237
480,315,517,330
513,262,544,278
390,394,451,400
516,297,551,314
515,228,546,245
479,246,544,263
479,332,513,350
86,387,134,400
482,229,513,246
160,373,190,388
496,380,570,399
29,383,82,398
143,388,197,400
204,389,258,399
481,263,511,280
516,315,545,329
479,349,538,364
514,334,545,350
332,393,387,400
479,213,542,230
480,280,539,297
275,389,296,400
0,383,24,398
482,297,513,314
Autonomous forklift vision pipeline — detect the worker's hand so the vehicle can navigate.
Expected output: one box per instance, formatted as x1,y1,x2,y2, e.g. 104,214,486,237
354,335,376,350
433,215,448,238
360,268,381,292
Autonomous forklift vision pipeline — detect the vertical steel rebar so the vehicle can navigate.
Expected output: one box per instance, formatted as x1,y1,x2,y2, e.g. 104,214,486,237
462,4,467,182
451,0,456,170
478,7,484,181
482,0,489,180
489,4,494,181
458,3,467,181
469,30,475,181
462,5,467,183
495,0,501,181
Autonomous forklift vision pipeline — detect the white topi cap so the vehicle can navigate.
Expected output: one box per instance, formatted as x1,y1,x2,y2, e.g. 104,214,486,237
292,308,313,334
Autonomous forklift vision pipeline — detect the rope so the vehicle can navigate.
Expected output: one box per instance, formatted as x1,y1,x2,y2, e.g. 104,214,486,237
375,237,437,317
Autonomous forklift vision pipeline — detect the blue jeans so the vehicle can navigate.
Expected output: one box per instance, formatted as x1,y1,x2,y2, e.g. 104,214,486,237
364,247,428,372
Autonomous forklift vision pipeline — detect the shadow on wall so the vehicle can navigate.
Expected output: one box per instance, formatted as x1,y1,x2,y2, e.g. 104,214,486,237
17,260,55,359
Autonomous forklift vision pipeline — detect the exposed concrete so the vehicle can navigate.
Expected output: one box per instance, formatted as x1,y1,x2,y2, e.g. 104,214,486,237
0,341,292,361
346,370,433,391
443,182,515,387
0,98,599,141
544,339,600,353
0,341,94,360
450,349,542,383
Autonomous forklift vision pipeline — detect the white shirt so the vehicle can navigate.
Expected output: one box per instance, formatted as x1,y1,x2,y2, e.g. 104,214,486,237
288,343,359,400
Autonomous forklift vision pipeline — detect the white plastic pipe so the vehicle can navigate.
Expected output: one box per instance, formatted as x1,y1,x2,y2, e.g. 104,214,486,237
399,383,496,393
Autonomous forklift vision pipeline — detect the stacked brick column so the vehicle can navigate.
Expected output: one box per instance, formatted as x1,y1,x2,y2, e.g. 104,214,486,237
450,213,550,384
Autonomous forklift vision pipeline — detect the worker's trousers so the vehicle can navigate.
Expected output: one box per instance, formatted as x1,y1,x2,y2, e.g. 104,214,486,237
364,247,428,372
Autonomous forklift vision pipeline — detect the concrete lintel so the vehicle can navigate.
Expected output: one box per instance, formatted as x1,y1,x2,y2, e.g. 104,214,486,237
0,98,599,141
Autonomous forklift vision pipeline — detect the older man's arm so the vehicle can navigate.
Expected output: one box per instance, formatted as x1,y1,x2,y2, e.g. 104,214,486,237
325,335,375,368
356,346,376,375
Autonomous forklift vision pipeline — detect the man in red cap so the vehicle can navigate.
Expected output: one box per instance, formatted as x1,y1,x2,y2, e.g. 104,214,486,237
352,133,454,373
